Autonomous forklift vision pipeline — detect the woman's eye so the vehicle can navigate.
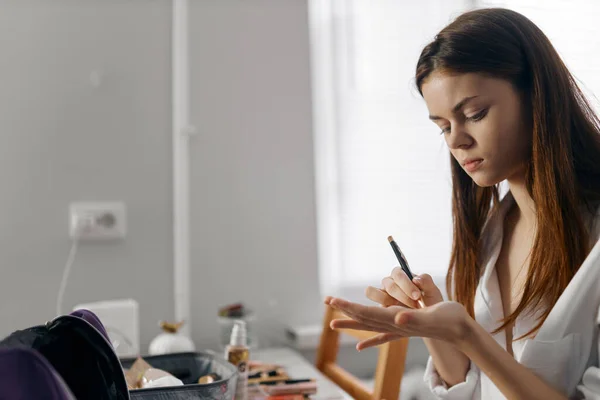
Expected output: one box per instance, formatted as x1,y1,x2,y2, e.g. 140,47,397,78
466,109,488,122
439,126,450,135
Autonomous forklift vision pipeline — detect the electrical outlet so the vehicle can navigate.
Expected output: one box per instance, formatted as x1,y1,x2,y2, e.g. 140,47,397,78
69,202,126,240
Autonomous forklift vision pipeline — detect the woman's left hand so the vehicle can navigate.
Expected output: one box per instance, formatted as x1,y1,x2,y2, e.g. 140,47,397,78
324,296,471,351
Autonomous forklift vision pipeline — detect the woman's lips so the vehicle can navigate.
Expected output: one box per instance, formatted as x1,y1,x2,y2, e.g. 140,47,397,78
463,159,483,172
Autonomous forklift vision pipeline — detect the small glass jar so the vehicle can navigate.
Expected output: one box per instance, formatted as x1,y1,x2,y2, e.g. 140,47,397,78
217,311,258,350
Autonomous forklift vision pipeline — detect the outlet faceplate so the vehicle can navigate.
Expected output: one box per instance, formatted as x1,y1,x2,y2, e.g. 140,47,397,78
69,202,126,240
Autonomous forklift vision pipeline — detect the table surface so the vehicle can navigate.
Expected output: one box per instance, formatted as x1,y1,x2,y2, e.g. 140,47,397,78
252,347,349,400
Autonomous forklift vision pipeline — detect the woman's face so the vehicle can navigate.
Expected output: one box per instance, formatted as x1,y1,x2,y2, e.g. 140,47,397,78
421,71,531,187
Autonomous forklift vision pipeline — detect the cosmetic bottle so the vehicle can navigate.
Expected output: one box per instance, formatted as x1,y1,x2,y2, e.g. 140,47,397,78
225,320,250,400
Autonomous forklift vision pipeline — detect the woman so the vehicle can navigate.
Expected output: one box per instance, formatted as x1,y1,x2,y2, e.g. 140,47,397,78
325,8,600,400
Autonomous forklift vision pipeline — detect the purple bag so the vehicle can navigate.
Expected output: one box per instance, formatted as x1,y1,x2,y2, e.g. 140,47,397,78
0,309,129,400
70,309,110,341
0,347,75,400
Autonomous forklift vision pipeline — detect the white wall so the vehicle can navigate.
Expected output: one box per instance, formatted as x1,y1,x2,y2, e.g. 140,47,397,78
188,0,323,349
0,0,173,350
0,0,323,352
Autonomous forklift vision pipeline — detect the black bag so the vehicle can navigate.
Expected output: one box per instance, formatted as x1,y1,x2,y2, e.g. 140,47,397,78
0,310,129,400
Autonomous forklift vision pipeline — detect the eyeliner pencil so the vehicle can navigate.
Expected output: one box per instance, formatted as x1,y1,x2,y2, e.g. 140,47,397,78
387,235,425,308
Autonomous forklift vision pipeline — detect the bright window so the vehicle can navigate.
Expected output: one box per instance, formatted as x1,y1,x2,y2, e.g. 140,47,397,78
310,1,600,298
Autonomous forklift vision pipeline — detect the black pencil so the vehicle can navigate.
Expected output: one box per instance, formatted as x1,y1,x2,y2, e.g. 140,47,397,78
388,235,425,307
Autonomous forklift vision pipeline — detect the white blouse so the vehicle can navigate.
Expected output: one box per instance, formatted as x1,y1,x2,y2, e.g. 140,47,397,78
424,193,600,399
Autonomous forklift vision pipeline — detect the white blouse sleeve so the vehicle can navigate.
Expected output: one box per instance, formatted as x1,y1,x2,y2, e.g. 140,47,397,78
574,366,600,399
573,303,600,400
423,355,480,399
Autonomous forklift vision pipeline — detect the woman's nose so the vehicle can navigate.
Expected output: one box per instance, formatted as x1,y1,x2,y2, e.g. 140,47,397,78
445,125,473,150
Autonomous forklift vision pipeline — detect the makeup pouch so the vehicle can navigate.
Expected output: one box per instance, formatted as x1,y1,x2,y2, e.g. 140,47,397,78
0,309,129,400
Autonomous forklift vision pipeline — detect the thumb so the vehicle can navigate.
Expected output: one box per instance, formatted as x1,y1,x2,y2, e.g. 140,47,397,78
413,274,443,303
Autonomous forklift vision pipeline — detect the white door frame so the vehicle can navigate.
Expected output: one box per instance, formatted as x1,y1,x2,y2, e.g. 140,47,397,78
172,0,193,338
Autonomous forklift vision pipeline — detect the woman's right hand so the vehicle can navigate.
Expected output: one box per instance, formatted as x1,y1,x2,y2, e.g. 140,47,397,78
366,268,444,309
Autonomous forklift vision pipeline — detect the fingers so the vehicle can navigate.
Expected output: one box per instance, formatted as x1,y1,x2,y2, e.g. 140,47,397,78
413,273,435,291
365,286,405,307
356,332,401,351
331,312,391,332
391,267,422,301
413,273,444,304
327,297,398,326
330,318,393,333
382,275,419,309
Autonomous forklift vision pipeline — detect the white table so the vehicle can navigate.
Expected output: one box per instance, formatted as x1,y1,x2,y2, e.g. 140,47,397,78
252,347,349,400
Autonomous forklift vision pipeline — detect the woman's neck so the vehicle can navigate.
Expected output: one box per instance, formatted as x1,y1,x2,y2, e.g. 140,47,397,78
506,172,537,230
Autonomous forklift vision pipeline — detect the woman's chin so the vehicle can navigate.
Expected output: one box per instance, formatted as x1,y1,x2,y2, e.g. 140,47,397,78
470,172,502,188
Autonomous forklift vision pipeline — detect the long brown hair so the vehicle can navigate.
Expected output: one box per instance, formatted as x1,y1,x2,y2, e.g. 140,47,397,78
415,8,600,337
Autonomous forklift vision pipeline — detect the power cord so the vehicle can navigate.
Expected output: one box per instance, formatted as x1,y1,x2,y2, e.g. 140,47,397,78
56,239,79,316
56,213,94,316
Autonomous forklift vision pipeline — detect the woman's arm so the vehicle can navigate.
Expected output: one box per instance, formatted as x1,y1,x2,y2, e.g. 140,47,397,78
327,297,572,399
423,337,471,387
458,316,567,400
414,275,472,386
